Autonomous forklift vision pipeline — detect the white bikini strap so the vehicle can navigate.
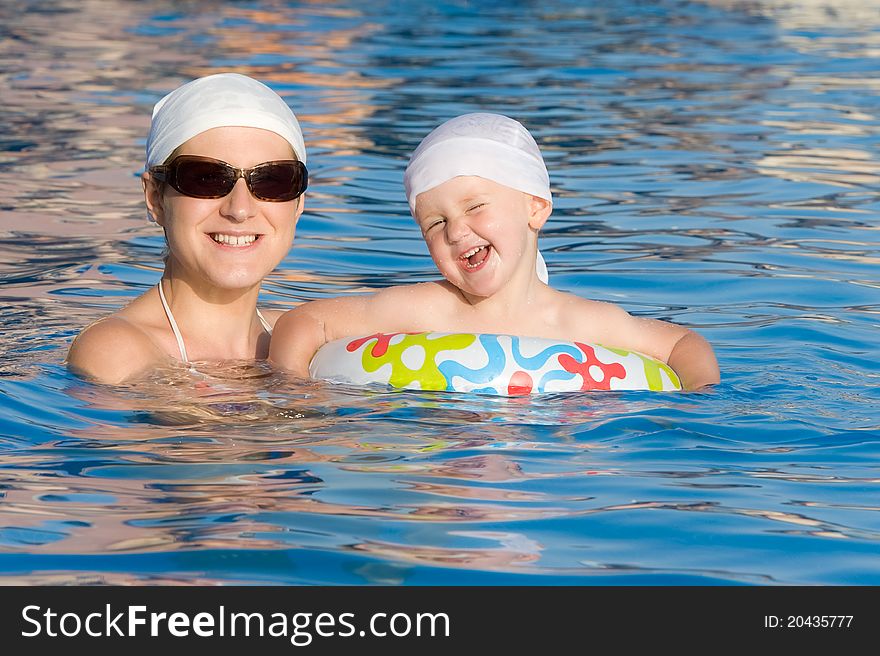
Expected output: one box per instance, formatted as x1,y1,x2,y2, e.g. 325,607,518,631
157,281,189,363
158,281,272,363
256,308,272,335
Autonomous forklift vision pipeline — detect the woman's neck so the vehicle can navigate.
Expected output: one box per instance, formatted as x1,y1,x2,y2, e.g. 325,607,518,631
159,275,267,361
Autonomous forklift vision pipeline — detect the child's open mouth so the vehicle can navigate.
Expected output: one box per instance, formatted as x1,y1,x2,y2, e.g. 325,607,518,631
459,245,491,271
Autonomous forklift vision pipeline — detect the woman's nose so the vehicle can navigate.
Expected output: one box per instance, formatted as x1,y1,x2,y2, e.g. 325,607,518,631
220,177,257,222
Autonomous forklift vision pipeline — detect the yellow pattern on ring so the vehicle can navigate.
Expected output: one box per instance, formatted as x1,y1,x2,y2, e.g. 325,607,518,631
359,333,476,390
605,346,681,391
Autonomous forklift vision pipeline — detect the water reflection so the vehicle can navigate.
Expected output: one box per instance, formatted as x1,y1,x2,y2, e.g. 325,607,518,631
350,532,543,577
0,0,878,584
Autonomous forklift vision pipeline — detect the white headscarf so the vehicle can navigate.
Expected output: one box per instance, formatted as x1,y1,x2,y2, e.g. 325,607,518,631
404,113,551,283
146,73,306,167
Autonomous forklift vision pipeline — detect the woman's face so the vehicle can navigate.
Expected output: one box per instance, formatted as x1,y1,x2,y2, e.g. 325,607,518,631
144,126,304,293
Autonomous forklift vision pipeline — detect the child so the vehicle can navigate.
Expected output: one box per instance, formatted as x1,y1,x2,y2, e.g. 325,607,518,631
269,113,719,390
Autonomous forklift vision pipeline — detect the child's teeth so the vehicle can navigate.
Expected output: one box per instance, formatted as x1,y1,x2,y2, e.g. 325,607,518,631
461,245,488,268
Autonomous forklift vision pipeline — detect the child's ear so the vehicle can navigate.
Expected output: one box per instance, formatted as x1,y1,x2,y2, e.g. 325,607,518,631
142,172,167,225
527,195,551,230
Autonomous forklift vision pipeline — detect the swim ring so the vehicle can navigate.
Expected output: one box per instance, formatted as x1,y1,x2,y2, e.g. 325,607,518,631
309,332,681,394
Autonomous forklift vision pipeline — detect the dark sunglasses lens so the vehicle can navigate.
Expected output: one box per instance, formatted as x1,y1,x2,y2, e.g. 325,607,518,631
174,159,234,198
249,162,307,201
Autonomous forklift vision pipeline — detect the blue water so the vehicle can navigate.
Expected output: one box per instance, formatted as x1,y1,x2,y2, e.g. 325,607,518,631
0,0,878,585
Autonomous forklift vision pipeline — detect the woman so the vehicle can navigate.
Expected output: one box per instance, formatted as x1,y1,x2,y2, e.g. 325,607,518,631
67,73,308,383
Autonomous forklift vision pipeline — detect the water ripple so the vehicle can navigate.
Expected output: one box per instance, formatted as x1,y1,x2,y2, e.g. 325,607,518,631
0,0,878,584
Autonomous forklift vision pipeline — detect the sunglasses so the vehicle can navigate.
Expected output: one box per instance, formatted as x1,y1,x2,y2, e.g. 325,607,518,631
149,155,308,202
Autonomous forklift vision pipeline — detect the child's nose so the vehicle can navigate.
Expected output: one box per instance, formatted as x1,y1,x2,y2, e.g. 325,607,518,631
445,216,471,243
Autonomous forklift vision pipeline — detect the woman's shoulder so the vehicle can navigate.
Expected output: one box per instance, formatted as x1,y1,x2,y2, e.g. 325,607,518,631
66,314,166,384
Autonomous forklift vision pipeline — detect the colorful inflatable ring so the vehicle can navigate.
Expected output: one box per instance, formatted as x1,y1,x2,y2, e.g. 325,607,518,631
309,332,681,394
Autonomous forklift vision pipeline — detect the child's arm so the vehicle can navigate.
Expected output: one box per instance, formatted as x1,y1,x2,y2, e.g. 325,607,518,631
576,301,719,391
269,297,364,377
269,283,448,376
665,329,719,391
621,315,719,391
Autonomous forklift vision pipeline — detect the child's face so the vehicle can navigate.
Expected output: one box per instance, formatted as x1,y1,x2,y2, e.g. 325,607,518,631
413,176,542,299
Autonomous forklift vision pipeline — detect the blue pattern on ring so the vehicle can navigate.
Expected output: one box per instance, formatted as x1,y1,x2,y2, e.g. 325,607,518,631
437,334,586,392
508,336,583,368
537,369,580,393
437,334,507,391
509,336,583,392
471,385,502,394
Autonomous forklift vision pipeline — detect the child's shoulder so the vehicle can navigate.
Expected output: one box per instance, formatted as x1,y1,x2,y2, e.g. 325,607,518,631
364,281,462,330
289,281,453,316
552,288,633,321
543,288,646,343
275,281,456,340
551,289,692,362
371,280,459,308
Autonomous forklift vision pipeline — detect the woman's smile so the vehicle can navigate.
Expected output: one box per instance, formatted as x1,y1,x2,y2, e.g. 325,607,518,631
208,232,263,248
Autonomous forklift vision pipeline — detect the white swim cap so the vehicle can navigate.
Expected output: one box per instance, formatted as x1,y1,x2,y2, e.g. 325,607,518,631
146,73,306,167
404,113,551,212
404,113,551,283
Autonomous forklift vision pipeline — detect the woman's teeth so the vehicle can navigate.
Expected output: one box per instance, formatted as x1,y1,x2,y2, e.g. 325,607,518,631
211,233,257,247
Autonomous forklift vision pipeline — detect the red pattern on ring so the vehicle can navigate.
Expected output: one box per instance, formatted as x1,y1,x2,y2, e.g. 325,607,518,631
346,332,422,357
558,342,626,391
507,370,533,395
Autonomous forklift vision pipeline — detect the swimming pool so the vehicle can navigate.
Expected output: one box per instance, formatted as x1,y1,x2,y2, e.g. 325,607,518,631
1,0,878,585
